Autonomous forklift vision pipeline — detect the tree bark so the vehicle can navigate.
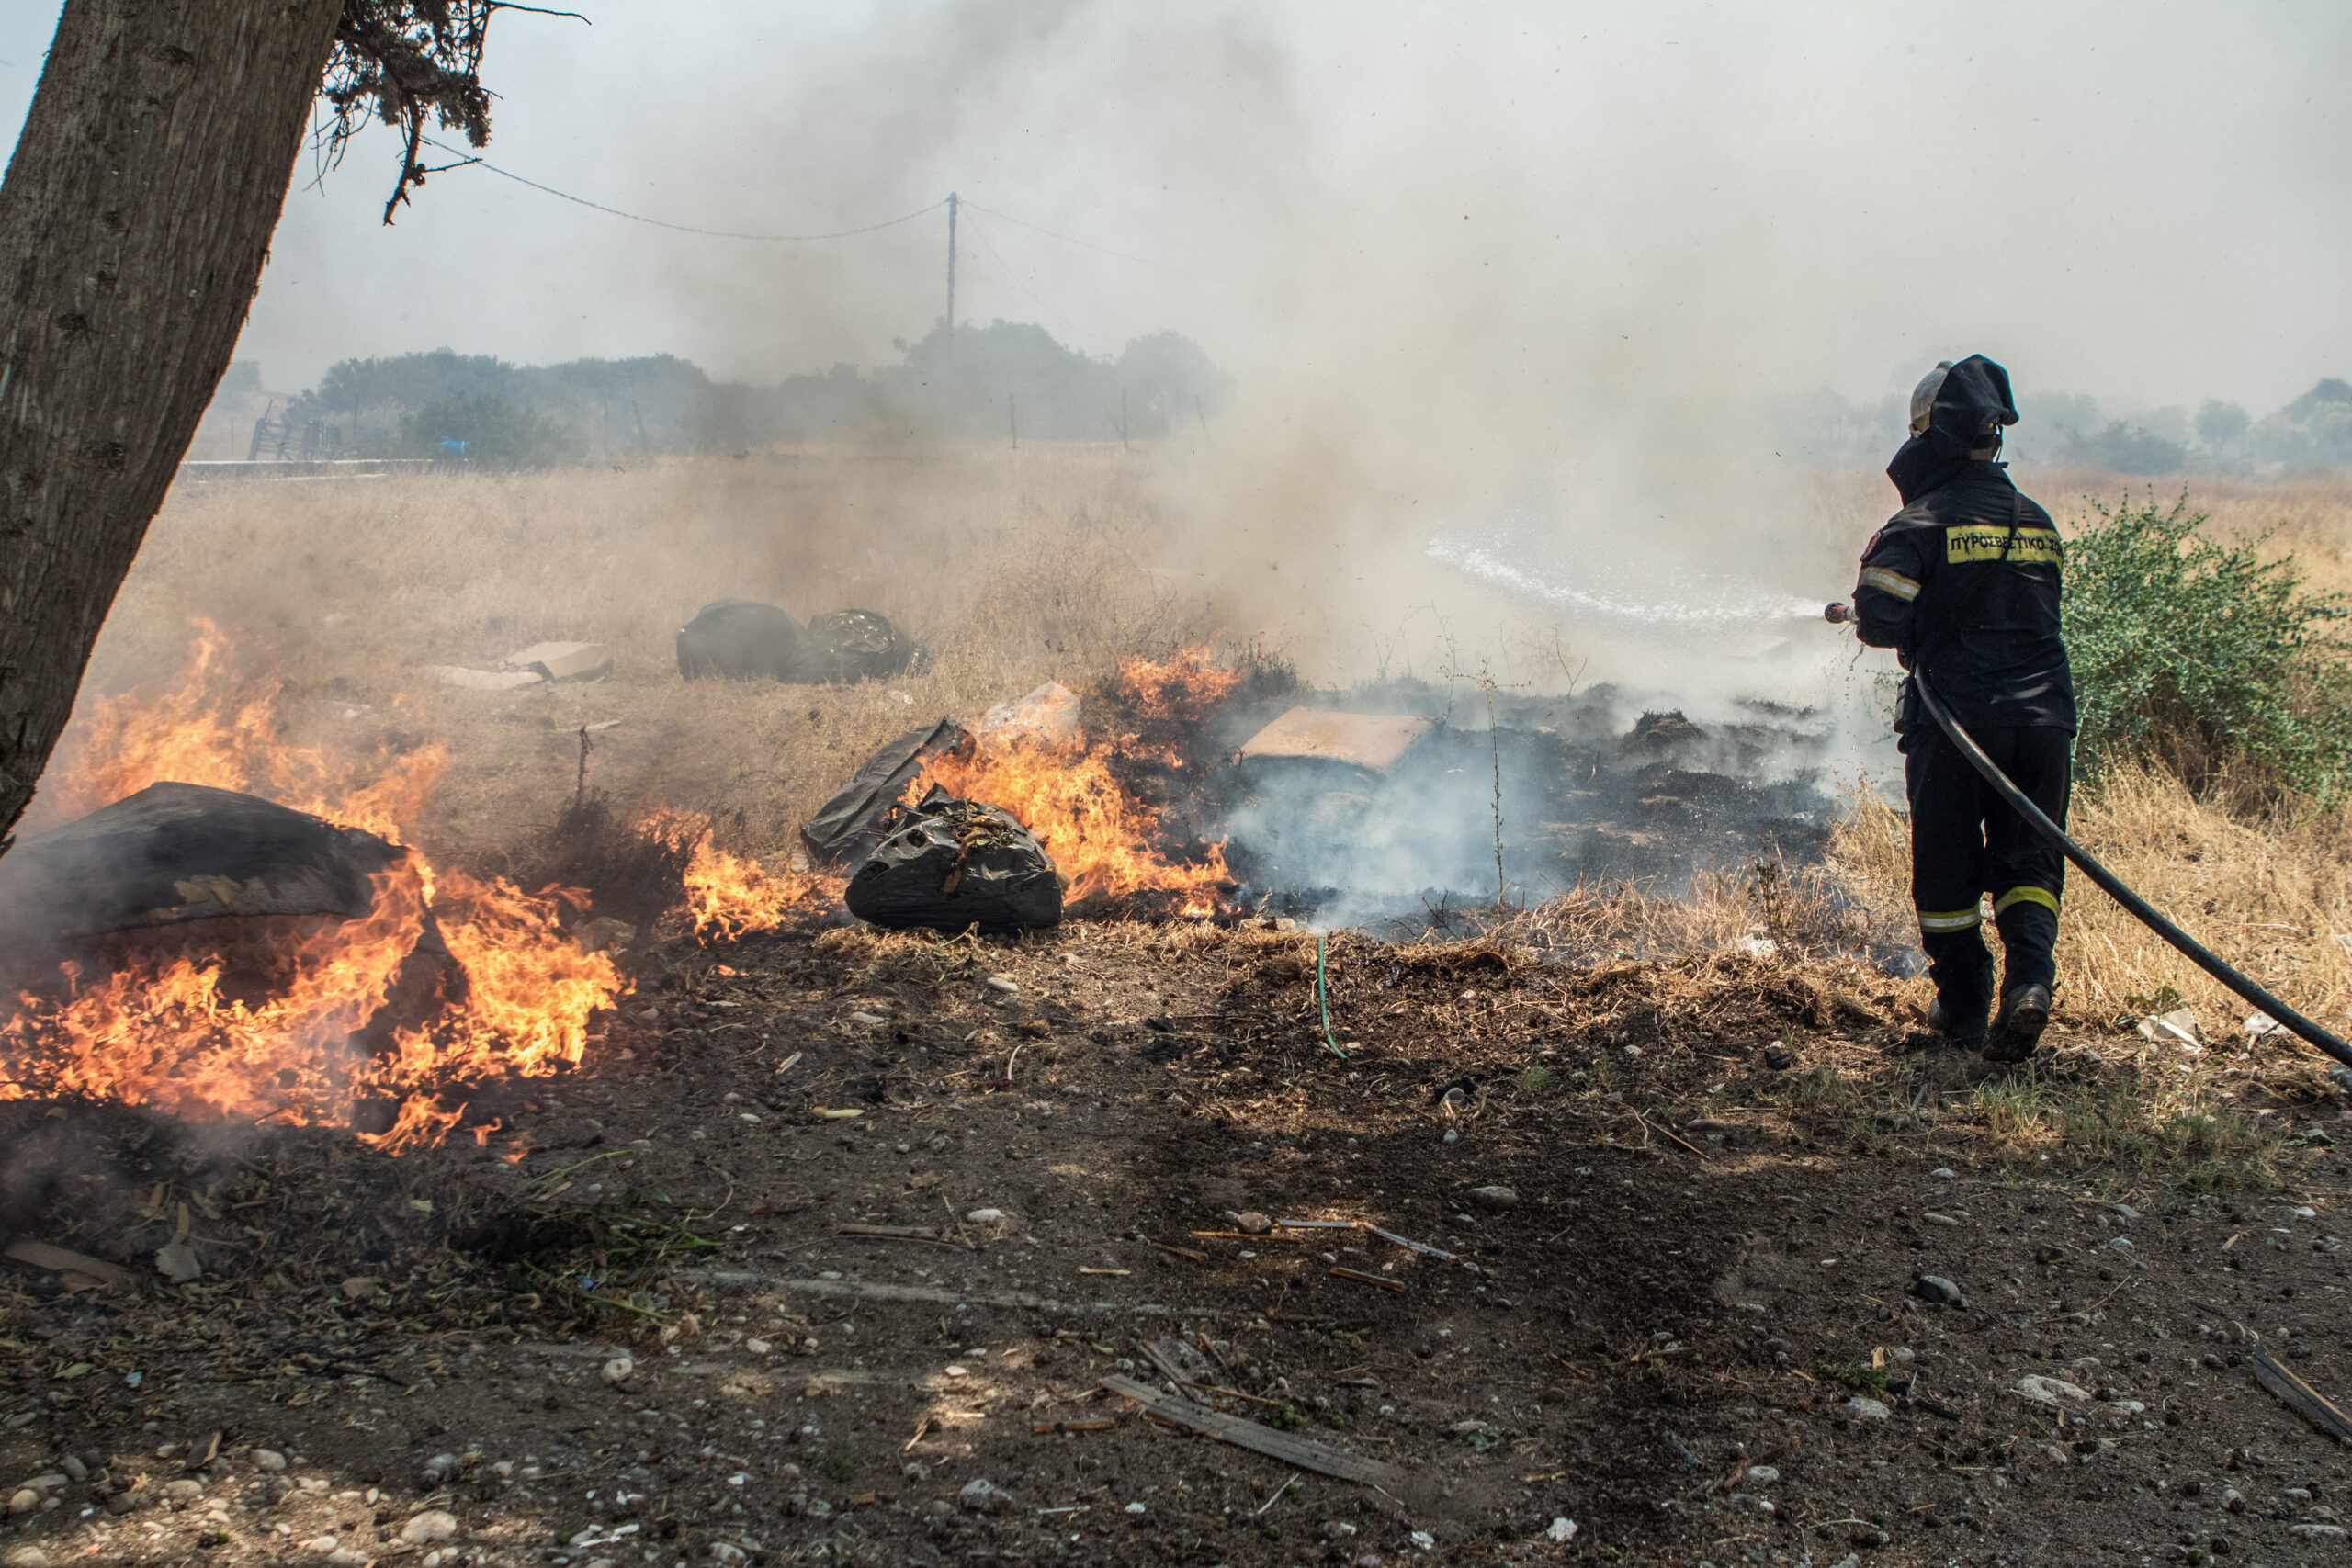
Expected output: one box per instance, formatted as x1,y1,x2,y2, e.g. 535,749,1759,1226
0,0,343,855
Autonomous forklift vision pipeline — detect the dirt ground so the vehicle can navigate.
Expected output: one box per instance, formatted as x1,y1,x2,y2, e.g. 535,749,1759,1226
5,916,2349,1568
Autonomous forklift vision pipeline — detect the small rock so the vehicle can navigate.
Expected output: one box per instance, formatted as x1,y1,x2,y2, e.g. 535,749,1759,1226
985,975,1020,995
2108,1235,2134,1252
2015,1374,2092,1405
744,1338,771,1355
1913,1274,1967,1308
1842,1396,1891,1421
339,1277,379,1301
420,1453,459,1483
1231,1211,1274,1235
154,1241,201,1283
56,1457,85,1483
1762,1042,1794,1070
601,1357,634,1386
162,1479,202,1503
401,1510,459,1544
1442,1129,1460,1145
4,1547,50,1568
957,1478,1017,1515
1545,1517,1577,1543
848,1011,888,1027
1466,1185,1518,1210
965,1208,1007,1225
2113,1203,2141,1220
1684,1119,1733,1134
1745,1465,1780,1483
1929,1168,1956,1180
252,1450,287,1472
301,1538,341,1556
1124,1502,1147,1516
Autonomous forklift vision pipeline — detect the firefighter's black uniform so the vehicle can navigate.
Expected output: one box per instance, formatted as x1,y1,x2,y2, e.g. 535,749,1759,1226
1850,355,2075,1055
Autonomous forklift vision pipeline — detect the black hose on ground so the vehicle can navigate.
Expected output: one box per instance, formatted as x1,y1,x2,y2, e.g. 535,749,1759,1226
1912,671,2352,1072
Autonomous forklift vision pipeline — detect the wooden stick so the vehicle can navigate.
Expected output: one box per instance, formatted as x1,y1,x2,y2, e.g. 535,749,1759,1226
2249,1346,2352,1444
1101,1375,1402,1486
1329,1266,1406,1292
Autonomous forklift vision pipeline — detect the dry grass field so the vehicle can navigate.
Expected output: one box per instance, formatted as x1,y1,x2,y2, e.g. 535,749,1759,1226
38,447,1219,860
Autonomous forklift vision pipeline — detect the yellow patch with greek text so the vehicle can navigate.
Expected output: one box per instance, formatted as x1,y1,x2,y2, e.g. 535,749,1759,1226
1945,525,2062,565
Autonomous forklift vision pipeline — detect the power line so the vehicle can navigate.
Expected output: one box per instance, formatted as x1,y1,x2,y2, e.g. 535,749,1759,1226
958,200,1224,283
419,135,944,242
413,136,1221,287
959,209,1101,346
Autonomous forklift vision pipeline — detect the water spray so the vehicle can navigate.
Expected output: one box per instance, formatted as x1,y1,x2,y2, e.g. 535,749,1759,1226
1825,602,2352,1070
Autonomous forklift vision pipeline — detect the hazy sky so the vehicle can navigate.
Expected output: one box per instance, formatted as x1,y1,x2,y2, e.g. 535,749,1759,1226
1,1,2347,413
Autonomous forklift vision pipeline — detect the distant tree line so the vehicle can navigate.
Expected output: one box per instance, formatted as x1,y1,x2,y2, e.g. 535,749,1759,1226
271,321,1232,466
1779,378,2352,475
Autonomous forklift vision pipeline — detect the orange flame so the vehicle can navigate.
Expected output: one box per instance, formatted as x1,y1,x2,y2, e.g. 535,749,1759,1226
639,808,838,939
919,649,1238,910
1,623,624,1150
39,619,445,839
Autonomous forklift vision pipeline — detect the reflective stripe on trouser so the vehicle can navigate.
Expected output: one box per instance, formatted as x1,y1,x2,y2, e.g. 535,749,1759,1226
1916,905,1983,934
1993,885,2060,917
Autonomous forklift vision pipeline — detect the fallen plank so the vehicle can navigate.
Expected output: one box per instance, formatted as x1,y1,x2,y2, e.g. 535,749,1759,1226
1101,1374,1403,1487
2250,1346,2352,1444
3,1239,130,1291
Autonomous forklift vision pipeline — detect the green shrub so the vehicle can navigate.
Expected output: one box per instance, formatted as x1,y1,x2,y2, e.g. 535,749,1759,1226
2063,496,2352,804
399,391,582,467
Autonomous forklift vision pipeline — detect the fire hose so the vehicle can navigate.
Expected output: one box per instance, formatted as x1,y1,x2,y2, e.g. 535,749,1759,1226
1826,602,2352,1072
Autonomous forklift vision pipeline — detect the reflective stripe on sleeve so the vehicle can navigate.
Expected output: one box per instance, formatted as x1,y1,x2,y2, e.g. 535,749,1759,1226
1994,886,2061,917
1860,566,1922,602
1915,906,1983,933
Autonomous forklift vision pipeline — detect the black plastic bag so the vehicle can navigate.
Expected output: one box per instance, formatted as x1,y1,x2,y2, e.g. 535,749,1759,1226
846,788,1062,932
799,718,969,867
791,609,925,684
0,782,408,947
677,600,808,681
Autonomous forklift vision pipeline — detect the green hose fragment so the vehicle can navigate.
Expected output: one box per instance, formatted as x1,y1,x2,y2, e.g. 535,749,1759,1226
1317,933,1349,1061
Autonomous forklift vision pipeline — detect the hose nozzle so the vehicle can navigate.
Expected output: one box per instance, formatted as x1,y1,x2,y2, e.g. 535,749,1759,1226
1825,602,1856,625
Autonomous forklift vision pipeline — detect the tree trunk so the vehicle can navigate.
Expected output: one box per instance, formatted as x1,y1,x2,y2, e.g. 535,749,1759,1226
0,0,343,856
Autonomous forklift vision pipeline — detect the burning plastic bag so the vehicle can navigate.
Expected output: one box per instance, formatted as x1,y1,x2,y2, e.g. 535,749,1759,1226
800,718,969,868
0,781,409,947
845,788,1062,932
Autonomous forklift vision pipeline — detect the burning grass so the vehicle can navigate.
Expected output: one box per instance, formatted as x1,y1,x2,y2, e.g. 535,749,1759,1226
2,631,628,1153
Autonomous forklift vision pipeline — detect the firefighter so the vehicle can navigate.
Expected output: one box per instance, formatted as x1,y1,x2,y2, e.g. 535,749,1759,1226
1847,355,2074,1062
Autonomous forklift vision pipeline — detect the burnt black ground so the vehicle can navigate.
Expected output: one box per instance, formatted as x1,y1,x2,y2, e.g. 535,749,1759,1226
3,922,2349,1568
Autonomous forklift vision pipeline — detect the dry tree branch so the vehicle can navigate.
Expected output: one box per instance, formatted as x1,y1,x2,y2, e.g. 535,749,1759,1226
320,1,584,225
